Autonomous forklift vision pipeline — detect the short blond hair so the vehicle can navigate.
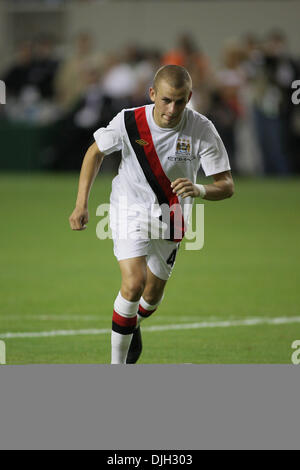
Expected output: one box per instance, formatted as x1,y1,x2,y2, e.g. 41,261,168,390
153,65,192,91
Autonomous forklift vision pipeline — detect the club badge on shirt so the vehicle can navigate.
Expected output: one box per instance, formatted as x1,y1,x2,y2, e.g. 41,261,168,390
176,138,191,156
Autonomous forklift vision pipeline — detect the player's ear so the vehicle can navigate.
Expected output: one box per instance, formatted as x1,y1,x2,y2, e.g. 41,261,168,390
149,87,156,103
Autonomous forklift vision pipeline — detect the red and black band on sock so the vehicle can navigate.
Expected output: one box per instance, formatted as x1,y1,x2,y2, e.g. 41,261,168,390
112,310,137,335
138,305,157,319
124,107,185,242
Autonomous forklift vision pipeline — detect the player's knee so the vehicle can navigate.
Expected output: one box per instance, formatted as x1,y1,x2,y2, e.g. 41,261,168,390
121,276,146,301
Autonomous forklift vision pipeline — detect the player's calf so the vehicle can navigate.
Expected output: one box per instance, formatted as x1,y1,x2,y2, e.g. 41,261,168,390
111,292,140,364
126,295,165,364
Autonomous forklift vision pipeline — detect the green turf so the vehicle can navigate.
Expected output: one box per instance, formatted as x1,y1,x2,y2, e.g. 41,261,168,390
1,173,300,364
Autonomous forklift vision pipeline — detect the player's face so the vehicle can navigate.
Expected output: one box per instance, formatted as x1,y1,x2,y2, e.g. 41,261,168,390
149,80,192,128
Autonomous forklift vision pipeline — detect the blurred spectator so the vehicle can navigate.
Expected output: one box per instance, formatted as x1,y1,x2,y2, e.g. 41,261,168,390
251,30,299,175
3,40,34,98
217,38,247,108
27,34,59,99
101,48,139,111
47,59,115,171
4,34,59,100
241,33,264,80
162,33,208,71
101,44,159,110
234,33,265,175
3,36,61,124
162,33,212,81
128,48,161,107
208,40,247,173
54,32,104,112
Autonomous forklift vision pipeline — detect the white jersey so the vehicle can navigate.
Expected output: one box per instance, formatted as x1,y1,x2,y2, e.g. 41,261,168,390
94,104,230,241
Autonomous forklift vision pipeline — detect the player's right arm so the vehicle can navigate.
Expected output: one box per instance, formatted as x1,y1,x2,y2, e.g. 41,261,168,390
69,142,104,231
69,110,123,230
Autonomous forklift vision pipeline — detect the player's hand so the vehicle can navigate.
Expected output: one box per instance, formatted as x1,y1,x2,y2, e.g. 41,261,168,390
69,206,89,231
171,178,201,199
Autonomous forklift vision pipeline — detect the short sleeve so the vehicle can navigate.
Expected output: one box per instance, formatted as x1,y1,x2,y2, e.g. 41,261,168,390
198,121,231,176
93,111,123,155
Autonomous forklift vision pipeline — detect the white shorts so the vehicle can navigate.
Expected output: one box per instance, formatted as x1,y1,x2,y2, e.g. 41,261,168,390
113,237,180,281
110,205,180,280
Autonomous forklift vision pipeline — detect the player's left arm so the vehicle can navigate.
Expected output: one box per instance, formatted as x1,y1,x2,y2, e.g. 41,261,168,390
171,170,234,201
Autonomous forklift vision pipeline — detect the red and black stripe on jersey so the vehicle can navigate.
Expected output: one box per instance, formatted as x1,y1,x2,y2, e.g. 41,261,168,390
124,107,185,242
112,310,137,335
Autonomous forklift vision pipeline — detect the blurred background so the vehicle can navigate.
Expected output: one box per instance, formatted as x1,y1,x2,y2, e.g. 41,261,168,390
1,0,300,175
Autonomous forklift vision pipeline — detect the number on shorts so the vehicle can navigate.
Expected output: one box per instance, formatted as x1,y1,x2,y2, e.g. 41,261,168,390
166,248,177,267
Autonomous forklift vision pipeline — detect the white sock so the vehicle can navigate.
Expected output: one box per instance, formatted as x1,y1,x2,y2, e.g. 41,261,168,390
137,294,164,327
111,292,139,364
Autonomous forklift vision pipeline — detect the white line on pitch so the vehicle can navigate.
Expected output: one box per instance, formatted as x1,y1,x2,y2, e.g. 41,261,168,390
1,316,300,339
0,314,206,322
1,314,100,321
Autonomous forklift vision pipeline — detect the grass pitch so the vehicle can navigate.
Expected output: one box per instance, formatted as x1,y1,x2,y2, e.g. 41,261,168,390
1,173,299,364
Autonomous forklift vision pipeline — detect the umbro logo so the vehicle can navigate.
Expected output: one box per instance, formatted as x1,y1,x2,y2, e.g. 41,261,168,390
135,139,149,146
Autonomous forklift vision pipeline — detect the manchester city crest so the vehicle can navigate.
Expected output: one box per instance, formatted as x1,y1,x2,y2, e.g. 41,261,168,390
176,138,191,156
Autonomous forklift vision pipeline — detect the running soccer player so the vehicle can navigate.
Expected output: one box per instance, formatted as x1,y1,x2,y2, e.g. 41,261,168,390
69,65,234,364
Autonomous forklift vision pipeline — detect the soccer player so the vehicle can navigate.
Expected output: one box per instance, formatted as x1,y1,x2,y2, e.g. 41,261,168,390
69,65,234,364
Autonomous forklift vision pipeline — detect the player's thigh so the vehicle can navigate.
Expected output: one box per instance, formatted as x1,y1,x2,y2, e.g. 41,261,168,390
119,256,148,282
119,257,148,300
147,240,180,282
113,234,150,300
